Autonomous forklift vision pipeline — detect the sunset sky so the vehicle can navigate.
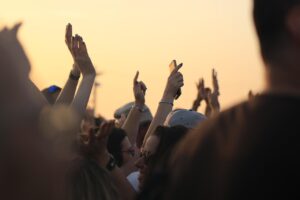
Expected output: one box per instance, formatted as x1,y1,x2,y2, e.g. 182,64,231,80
0,0,265,118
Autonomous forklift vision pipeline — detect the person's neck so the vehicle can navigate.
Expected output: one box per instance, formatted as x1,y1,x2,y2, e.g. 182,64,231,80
265,62,300,97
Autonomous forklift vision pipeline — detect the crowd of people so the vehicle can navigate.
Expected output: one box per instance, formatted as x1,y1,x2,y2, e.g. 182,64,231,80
0,0,299,199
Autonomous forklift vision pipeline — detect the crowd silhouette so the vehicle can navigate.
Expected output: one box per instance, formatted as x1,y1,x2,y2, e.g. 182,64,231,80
1,0,299,199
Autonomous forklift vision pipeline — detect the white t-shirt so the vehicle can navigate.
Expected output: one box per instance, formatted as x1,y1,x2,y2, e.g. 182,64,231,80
127,171,140,192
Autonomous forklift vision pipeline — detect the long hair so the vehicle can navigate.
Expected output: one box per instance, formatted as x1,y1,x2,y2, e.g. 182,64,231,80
67,158,119,200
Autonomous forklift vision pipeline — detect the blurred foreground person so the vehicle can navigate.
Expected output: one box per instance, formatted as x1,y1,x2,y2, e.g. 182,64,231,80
0,23,67,200
164,1,300,199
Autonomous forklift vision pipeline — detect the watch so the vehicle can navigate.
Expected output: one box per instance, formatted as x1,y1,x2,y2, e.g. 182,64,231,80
69,71,80,81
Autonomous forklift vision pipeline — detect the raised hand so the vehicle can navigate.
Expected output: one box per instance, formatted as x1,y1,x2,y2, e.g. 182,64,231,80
196,78,207,100
81,120,115,161
65,23,80,77
163,61,184,101
133,71,147,106
71,34,96,76
212,68,219,95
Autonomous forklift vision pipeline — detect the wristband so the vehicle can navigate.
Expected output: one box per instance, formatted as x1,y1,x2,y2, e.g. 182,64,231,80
69,71,80,81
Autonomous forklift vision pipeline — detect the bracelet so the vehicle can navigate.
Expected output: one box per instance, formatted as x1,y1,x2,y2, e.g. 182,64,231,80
159,101,174,106
69,71,80,81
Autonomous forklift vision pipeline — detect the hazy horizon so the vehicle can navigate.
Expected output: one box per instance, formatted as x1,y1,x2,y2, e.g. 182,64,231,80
1,0,265,118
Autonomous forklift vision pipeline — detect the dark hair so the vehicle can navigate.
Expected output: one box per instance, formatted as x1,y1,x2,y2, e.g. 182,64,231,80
107,128,127,167
136,120,151,149
253,0,300,61
67,158,119,200
138,125,188,200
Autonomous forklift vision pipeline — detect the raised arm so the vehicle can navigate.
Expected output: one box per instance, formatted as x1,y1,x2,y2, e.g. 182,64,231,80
71,34,96,118
191,78,206,111
143,60,184,145
56,24,81,105
210,69,220,114
122,71,147,145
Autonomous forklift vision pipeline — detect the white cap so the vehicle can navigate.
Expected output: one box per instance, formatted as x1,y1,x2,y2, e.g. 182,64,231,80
164,109,207,129
114,102,153,123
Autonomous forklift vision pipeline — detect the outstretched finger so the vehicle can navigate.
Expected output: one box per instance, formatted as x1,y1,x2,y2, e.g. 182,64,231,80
134,71,139,84
65,23,72,44
72,36,79,56
171,63,183,74
213,68,217,77
200,78,205,87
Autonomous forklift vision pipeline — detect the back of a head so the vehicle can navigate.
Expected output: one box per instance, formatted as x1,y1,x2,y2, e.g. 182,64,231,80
253,0,300,62
114,102,153,123
136,120,151,149
164,109,207,129
107,128,127,167
138,125,189,200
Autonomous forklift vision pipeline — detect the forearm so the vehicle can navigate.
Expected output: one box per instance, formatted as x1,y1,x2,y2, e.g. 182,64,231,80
191,97,203,111
56,71,79,105
204,100,213,117
71,74,95,117
143,95,173,145
121,104,143,145
97,154,136,200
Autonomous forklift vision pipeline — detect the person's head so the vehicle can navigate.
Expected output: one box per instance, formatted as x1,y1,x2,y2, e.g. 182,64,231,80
164,109,207,129
67,158,119,200
135,126,188,190
253,0,300,65
107,128,135,167
41,85,62,105
114,102,153,124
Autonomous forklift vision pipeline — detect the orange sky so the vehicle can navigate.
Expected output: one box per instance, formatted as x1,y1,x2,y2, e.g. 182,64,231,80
1,0,265,118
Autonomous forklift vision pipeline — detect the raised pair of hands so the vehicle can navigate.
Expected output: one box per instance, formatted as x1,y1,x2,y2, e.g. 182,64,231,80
65,23,95,77
81,120,115,165
196,69,219,100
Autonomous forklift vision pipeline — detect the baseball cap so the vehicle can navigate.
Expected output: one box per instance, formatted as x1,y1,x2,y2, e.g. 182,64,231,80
164,109,207,129
114,102,153,123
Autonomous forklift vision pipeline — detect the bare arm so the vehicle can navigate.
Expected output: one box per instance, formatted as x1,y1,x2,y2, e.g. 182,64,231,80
56,24,81,105
70,33,96,118
210,69,220,114
122,71,147,145
191,78,205,111
143,61,184,145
